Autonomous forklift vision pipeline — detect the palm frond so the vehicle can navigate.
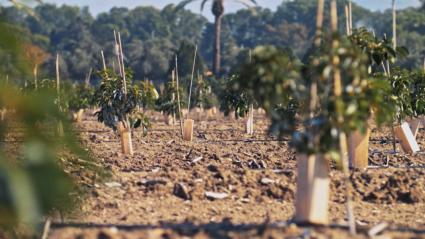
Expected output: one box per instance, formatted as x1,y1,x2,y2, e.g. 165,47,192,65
200,0,209,11
232,0,258,8
175,0,202,12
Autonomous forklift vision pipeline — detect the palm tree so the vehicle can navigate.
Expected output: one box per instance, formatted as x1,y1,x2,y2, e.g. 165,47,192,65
177,0,257,76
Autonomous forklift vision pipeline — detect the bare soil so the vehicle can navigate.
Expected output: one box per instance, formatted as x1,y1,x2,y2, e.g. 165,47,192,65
45,111,425,238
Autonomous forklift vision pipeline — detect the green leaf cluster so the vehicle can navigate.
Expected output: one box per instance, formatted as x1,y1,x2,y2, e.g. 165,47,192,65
93,69,151,132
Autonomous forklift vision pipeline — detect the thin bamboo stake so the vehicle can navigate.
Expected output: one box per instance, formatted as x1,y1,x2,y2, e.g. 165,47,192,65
392,0,397,49
171,69,176,123
331,0,356,234
56,53,64,137
34,64,38,90
101,50,107,71
117,32,127,95
349,0,353,34
248,49,254,135
114,30,123,77
187,44,198,117
310,0,324,122
85,68,92,87
56,53,60,102
345,5,350,36
175,56,184,137
41,218,51,239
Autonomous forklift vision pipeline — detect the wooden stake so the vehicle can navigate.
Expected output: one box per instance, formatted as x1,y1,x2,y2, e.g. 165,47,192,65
101,50,107,71
85,68,92,87
0,109,6,121
349,0,353,34
331,0,356,234
41,218,51,239
345,5,350,36
175,56,184,137
247,49,254,135
117,32,127,95
56,53,60,100
392,0,397,49
34,64,38,90
171,69,176,124
114,30,123,77
56,53,64,137
187,44,198,117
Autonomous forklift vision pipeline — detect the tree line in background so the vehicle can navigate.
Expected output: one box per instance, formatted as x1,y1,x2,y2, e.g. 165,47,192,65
0,0,424,85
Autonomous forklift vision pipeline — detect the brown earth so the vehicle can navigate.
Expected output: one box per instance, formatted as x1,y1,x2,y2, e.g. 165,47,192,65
34,111,425,238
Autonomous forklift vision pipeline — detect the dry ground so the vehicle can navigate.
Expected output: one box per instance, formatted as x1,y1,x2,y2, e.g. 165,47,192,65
44,111,424,238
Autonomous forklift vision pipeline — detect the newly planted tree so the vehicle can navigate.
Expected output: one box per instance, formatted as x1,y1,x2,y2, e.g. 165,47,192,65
384,67,422,153
220,74,256,134
157,76,186,125
409,69,425,136
237,0,394,229
191,73,217,112
93,69,150,155
0,12,92,236
138,80,159,110
67,82,94,122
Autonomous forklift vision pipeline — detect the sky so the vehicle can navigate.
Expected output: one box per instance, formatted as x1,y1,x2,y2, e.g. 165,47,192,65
14,0,423,20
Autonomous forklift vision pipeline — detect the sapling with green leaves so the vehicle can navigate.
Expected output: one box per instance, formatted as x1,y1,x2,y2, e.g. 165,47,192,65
411,70,425,119
350,27,409,153
219,74,253,119
138,80,159,110
93,69,150,155
219,74,257,134
191,73,217,111
156,76,186,124
67,82,94,122
236,0,394,229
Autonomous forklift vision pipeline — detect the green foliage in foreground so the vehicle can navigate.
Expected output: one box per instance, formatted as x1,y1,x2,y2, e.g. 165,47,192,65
0,18,95,235
0,85,88,231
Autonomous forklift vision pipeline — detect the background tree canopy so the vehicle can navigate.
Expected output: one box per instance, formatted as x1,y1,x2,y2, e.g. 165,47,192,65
0,0,424,85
